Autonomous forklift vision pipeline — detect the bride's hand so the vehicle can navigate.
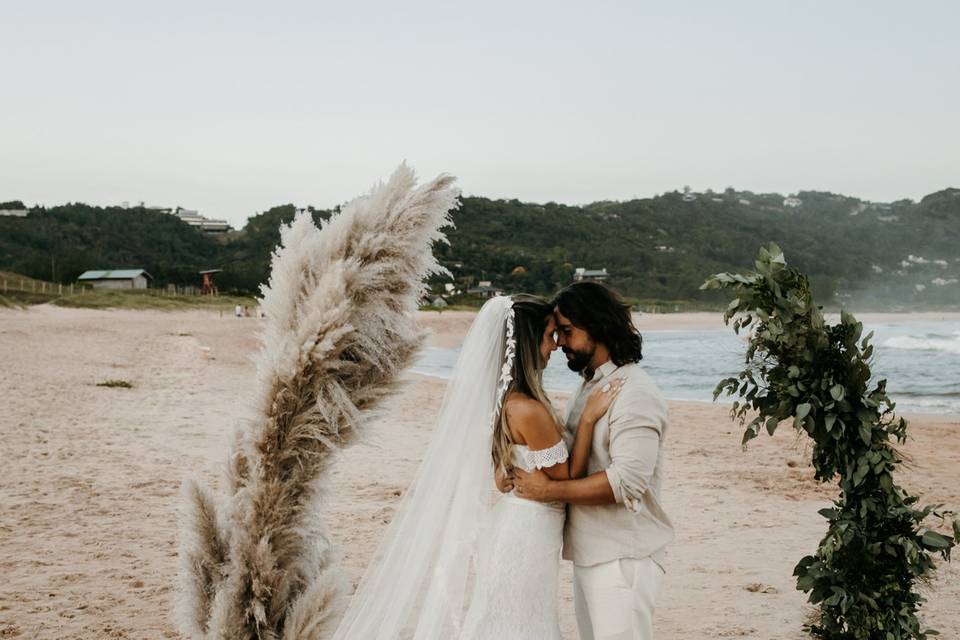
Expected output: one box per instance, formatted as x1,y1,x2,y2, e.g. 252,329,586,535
581,378,625,424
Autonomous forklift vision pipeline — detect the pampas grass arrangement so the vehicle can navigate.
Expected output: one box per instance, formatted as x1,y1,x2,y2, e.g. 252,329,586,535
175,164,458,639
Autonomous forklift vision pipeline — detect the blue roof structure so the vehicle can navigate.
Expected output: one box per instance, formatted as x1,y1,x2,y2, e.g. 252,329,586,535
78,269,153,280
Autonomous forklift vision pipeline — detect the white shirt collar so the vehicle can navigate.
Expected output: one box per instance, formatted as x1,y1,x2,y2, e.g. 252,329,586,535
587,359,619,383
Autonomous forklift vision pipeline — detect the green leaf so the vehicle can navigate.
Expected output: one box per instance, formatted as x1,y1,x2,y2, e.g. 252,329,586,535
830,384,845,401
796,403,811,420
853,463,869,486
921,530,954,550
824,414,837,432
765,416,779,436
796,575,815,591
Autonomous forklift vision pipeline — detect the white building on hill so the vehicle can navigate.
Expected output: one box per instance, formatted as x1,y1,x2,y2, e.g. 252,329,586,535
143,205,232,234
172,208,233,234
574,267,609,283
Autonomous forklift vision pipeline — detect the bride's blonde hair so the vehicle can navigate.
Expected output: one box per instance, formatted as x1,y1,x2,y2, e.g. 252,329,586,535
492,294,563,474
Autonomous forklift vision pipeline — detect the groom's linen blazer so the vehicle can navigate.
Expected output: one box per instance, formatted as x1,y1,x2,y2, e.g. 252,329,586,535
561,360,675,569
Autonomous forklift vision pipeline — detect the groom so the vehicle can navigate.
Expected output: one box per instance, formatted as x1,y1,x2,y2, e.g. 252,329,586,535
510,281,674,640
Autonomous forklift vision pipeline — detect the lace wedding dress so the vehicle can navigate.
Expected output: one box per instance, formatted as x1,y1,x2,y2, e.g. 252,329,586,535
332,296,567,639
459,440,569,640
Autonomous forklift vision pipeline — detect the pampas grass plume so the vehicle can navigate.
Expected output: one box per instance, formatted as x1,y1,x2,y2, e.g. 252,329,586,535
175,164,458,639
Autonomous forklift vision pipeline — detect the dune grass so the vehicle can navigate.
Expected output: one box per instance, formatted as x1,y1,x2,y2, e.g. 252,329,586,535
52,288,257,311
0,290,60,308
0,271,257,310
0,272,64,308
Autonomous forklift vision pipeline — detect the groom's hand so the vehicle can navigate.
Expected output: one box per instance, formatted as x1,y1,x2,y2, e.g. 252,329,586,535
495,467,514,493
512,469,553,502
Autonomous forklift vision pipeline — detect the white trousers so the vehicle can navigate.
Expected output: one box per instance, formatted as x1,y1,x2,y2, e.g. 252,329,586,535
573,557,665,640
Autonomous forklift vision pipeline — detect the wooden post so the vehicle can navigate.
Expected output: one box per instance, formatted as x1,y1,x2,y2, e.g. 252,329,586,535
58,283,62,295
70,283,74,295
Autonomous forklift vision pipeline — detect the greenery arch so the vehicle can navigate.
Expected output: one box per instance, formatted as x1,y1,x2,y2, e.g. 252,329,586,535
702,244,957,639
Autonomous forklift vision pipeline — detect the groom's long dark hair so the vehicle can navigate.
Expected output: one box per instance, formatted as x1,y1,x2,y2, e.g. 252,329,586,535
552,281,643,365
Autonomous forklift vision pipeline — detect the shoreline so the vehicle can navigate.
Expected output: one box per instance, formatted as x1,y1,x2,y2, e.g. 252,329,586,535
408,373,960,422
419,308,960,334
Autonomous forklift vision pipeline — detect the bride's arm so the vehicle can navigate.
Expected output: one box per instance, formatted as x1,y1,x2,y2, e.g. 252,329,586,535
569,379,624,478
505,397,570,480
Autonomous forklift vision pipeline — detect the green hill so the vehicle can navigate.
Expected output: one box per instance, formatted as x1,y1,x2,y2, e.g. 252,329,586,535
0,203,222,286
1,188,958,310
436,188,960,308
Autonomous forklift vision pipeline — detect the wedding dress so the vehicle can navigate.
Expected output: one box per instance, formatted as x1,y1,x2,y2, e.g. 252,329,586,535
332,295,566,639
459,441,568,640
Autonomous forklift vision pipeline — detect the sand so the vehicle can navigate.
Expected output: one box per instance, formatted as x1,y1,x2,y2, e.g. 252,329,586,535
0,305,957,639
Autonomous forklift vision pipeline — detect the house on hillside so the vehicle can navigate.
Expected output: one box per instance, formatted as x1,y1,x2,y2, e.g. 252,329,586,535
466,285,505,298
78,269,153,289
173,208,233,234
783,196,803,208
573,267,609,283
0,208,28,217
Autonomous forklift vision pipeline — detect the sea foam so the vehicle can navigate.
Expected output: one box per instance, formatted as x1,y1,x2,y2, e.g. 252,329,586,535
882,331,960,356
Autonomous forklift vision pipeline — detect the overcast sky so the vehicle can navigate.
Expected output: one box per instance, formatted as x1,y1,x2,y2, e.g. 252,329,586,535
3,1,958,228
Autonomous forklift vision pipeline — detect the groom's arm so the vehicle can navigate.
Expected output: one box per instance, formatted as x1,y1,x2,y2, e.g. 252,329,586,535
530,470,617,505
513,429,659,506
514,380,666,507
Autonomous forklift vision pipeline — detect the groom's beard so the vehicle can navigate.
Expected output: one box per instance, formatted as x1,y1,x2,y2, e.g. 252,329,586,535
563,346,593,374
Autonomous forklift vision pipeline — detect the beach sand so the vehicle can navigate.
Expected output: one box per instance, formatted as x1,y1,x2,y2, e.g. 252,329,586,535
0,306,957,639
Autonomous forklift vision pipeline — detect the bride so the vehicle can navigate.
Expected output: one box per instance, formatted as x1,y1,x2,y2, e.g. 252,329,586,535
332,294,622,639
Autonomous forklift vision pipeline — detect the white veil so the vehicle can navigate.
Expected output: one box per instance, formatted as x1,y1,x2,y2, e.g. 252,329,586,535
332,295,516,639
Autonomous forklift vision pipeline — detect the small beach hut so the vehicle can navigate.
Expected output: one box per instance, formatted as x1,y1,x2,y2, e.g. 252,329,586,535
77,269,153,289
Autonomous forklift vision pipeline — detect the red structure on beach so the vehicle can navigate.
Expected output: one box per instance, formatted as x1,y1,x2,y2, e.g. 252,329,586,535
199,269,222,295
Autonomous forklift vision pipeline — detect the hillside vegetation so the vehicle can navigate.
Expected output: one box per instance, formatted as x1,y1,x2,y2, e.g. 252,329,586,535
1,188,958,309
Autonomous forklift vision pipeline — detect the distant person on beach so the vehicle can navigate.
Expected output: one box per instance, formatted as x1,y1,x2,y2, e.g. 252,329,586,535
234,304,242,318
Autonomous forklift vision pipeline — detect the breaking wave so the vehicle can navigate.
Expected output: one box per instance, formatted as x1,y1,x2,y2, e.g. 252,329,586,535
882,331,960,356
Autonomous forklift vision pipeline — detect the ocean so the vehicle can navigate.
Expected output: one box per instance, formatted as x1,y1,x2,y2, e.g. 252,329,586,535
411,319,960,416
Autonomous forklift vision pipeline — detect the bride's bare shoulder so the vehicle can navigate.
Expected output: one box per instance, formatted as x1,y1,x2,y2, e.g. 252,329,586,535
503,391,542,414
503,392,553,441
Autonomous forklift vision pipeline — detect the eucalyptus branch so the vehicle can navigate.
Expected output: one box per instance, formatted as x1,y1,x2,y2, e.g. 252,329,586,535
702,243,957,640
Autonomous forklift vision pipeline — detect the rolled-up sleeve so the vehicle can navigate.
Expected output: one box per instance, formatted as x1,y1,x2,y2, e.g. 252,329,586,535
604,389,667,512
